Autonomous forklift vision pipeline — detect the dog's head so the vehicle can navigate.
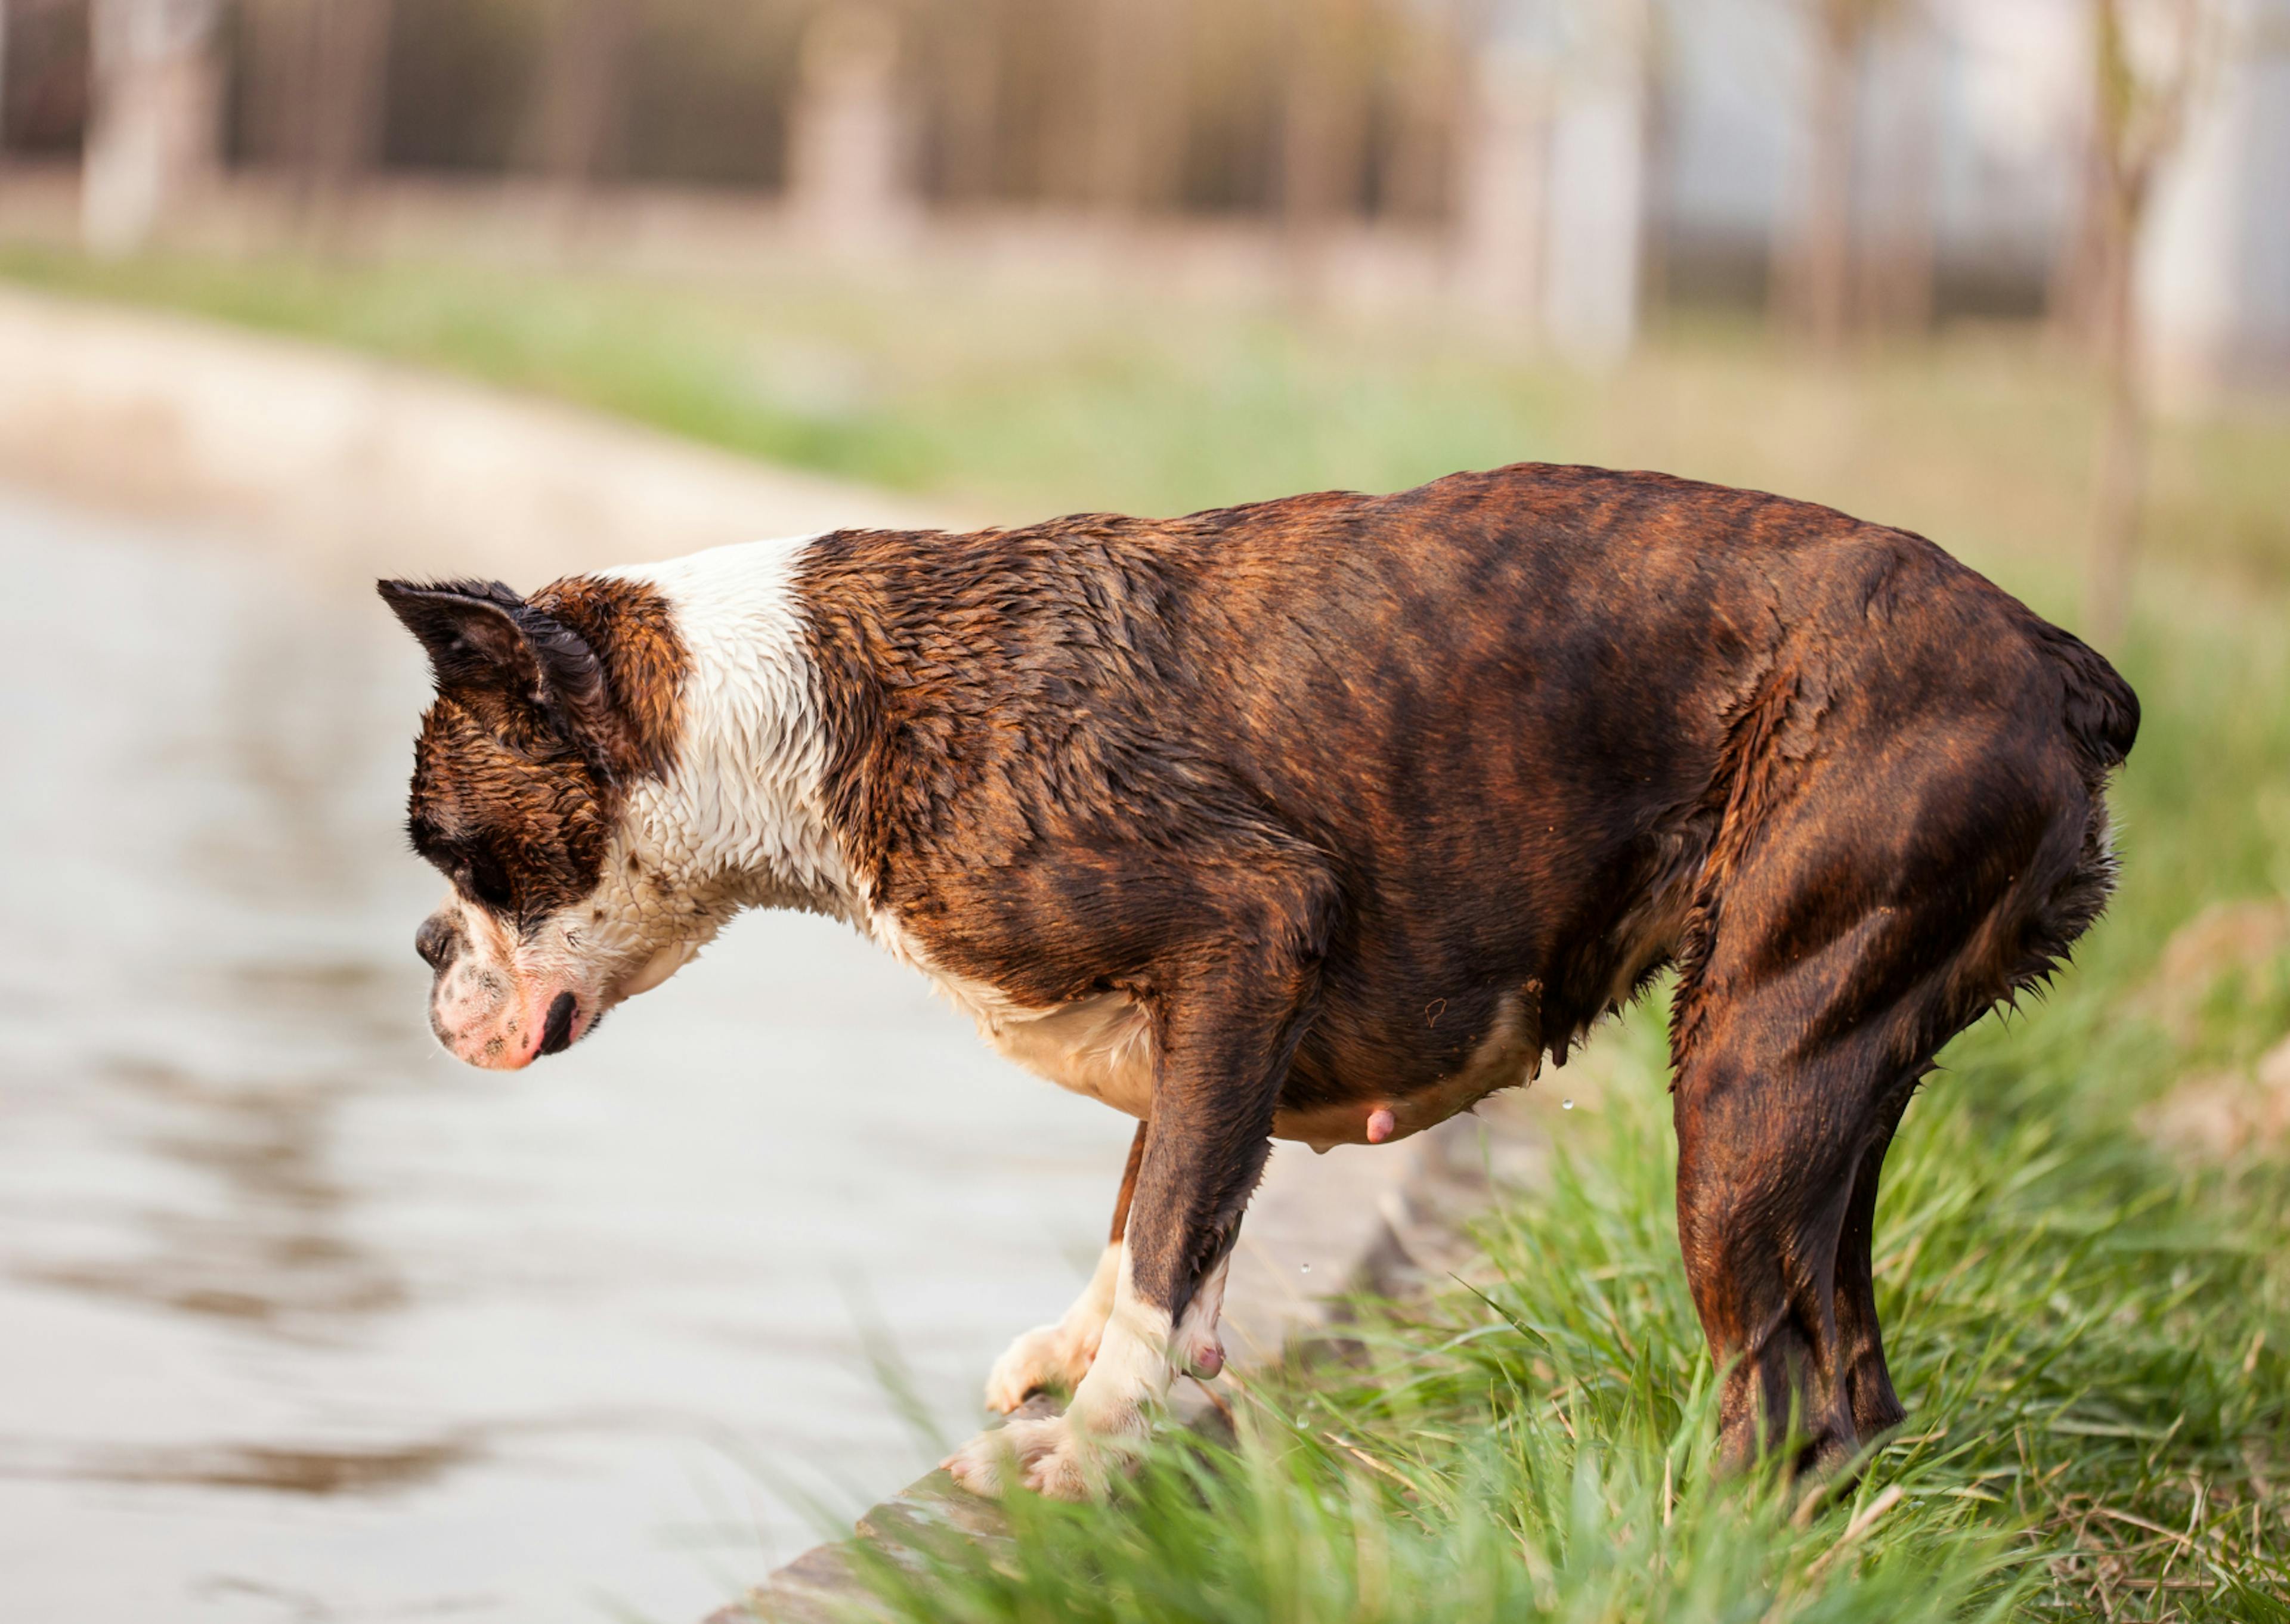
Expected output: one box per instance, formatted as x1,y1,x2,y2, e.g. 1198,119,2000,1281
381,575,705,1069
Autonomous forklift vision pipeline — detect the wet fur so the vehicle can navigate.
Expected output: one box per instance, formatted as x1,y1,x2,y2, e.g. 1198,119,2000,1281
385,463,2136,1484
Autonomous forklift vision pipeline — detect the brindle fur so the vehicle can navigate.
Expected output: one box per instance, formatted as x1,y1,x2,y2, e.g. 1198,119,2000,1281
389,463,2136,1477
794,464,2134,1471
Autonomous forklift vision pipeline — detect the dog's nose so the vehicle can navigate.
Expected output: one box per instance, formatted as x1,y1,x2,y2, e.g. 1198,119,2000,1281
415,914,459,971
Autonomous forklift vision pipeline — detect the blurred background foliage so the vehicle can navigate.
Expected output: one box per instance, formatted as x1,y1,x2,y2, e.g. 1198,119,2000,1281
6,0,2287,643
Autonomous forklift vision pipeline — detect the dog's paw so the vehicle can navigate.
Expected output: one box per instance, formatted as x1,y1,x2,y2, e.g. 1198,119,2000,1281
942,1414,1076,1499
1176,1325,1225,1380
940,1419,1028,1499
983,1320,1099,1414
1020,1423,1101,1501
940,1408,1142,1502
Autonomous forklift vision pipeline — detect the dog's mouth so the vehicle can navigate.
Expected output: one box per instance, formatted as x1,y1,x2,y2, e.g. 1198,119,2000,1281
537,991,578,1056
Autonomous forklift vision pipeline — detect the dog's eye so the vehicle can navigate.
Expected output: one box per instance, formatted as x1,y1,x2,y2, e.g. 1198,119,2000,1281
463,851,516,913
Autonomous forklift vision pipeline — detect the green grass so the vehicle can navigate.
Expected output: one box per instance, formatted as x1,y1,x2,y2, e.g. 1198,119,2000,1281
7,243,2286,1619
855,1008,2289,1623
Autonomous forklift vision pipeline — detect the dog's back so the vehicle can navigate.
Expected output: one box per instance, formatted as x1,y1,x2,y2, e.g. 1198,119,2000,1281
796,462,2133,1087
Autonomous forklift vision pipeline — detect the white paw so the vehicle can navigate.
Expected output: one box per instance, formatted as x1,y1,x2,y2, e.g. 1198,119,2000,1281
983,1320,1099,1414
940,1408,1143,1501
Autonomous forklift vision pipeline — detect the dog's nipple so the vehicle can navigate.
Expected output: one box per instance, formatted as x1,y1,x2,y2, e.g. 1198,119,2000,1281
1366,1107,1396,1144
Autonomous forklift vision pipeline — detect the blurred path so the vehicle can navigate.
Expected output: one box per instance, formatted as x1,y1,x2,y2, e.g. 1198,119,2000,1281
0,284,965,591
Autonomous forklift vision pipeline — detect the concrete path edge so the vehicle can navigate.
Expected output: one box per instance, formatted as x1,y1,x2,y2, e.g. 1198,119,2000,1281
705,1111,1547,1624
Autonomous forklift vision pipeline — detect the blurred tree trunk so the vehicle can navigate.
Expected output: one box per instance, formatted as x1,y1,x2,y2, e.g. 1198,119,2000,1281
1540,0,1651,369
1859,7,1938,333
1087,0,1186,215
1775,0,1858,349
234,0,300,168
1637,9,1675,328
1380,12,1464,224
294,0,392,244
1775,0,1927,349
1036,0,1096,203
0,1,11,156
2081,0,2207,648
2086,163,2145,651
1280,0,1365,299
1453,36,1550,331
788,4,913,253
2050,144,2112,346
83,0,222,254
527,0,631,207
1871,122,1936,331
934,0,1002,203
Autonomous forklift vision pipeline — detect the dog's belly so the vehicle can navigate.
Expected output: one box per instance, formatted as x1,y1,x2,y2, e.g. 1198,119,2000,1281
985,991,1158,1118
976,986,1542,1150
1277,991,1542,1151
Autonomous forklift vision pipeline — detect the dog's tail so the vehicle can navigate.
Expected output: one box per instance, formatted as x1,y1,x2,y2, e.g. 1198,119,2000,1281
2024,615,2139,775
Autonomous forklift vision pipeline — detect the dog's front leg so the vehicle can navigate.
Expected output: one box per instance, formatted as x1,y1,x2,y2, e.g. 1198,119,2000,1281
946,938,1317,1500
984,1121,1146,1413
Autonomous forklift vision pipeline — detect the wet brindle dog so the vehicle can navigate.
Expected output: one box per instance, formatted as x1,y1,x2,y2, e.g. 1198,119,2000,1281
381,464,2136,1497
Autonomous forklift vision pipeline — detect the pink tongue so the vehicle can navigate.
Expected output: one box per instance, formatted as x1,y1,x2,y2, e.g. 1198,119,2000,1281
1366,1107,1396,1144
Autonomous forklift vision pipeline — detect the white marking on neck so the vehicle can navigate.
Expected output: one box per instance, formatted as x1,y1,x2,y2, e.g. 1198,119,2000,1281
604,534,860,921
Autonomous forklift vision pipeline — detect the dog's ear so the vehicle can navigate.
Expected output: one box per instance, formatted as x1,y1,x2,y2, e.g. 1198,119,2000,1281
378,579,618,763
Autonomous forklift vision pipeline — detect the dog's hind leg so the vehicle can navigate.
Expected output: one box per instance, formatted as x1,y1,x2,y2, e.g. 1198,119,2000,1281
983,1121,1147,1414
1672,718,2105,1477
1673,1017,1873,1476
1830,1101,1912,1442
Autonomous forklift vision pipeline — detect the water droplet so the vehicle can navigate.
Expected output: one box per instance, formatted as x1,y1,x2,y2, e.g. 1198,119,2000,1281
1562,1098,1575,1110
